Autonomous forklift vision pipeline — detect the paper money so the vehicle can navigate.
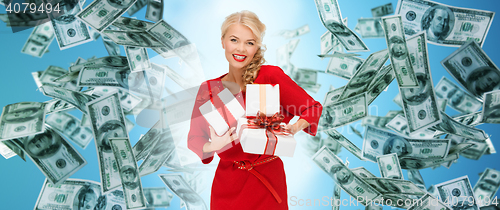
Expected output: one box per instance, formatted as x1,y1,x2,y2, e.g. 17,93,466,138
102,30,165,48
159,174,208,210
461,138,489,160
48,2,92,50
44,99,75,115
11,128,86,185
482,90,500,124
393,92,403,108
320,30,335,55
366,66,395,104
351,167,376,179
338,49,389,100
407,169,426,191
435,77,483,114
319,92,367,130
298,83,322,94
433,111,488,140
127,0,147,15
132,120,161,161
473,168,500,207
138,127,175,176
361,115,392,129
324,129,366,161
145,0,163,22
102,34,121,56
363,177,425,196
436,176,479,210
112,17,154,32
293,68,318,85
396,0,494,47
144,187,173,208
110,138,146,209
365,205,383,210
0,11,48,27
125,46,151,72
350,125,363,138
386,114,410,136
92,87,143,112
355,18,384,38
0,102,46,141
372,3,393,17
143,63,167,99
400,32,441,133
407,193,452,210
382,15,418,88
442,40,500,99
399,153,459,170
377,153,404,179
0,140,25,160
312,146,382,206
147,20,191,50
333,28,369,52
41,85,96,114
318,53,361,58
21,22,54,58
76,0,138,32
45,112,93,149
87,93,129,193
362,125,451,162
69,55,128,72
332,183,341,210
277,24,310,39
325,52,364,80
38,66,67,87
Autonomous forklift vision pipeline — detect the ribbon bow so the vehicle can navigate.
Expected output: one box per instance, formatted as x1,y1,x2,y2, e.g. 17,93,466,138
243,111,291,156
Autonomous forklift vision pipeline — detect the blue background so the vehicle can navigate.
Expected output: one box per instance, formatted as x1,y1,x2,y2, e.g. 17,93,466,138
0,0,499,209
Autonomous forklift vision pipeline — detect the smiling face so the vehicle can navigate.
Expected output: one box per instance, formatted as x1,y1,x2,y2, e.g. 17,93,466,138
222,23,259,72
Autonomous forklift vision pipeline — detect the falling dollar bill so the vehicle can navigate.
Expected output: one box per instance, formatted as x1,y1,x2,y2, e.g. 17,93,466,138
292,68,318,85
382,15,418,88
159,174,208,210
44,98,75,115
436,176,479,210
41,85,96,114
21,22,54,58
351,167,376,179
407,193,452,210
132,120,161,161
125,46,151,72
87,92,129,193
110,138,146,209
276,24,310,39
441,40,500,99
372,3,393,17
102,30,165,48
407,169,426,191
355,18,384,38
325,52,364,80
76,0,138,32
319,92,367,130
112,17,155,32
433,111,488,140
39,66,67,87
0,102,46,141
47,1,93,50
395,0,494,47
103,33,122,56
127,0,147,16
92,87,143,112
385,114,410,136
144,187,173,208
0,140,22,160
435,77,483,114
377,153,404,179
145,0,163,22
68,55,129,72
482,90,500,124
473,168,500,207
399,153,459,170
400,32,441,133
312,146,382,206
138,127,175,177
147,20,191,50
320,30,335,55
366,65,395,105
362,125,451,162
11,128,87,185
45,112,93,149
350,125,363,138
324,129,366,161
361,115,392,129
363,177,425,195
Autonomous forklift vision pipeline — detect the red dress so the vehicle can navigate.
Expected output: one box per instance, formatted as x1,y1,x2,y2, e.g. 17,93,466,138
188,65,323,210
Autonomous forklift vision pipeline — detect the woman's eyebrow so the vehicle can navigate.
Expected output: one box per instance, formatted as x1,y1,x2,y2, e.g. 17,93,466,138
229,35,239,39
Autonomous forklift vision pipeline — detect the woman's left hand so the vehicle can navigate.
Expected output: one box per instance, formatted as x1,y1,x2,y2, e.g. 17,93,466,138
284,119,310,135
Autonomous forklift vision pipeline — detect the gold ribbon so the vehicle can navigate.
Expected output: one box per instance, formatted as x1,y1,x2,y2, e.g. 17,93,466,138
259,84,266,115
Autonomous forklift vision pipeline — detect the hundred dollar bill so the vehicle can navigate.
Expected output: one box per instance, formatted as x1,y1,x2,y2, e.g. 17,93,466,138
127,0,147,16
366,66,395,104
144,187,173,208
436,176,479,210
112,17,154,32
45,112,93,149
147,20,190,50
382,15,418,88
298,83,321,94
319,92,367,130
333,28,369,52
393,92,403,108
145,0,163,22
139,128,175,177
143,63,167,99
399,153,459,170
338,49,389,100
276,43,291,75
361,115,392,129
386,110,404,118
407,169,426,191
473,168,500,207
332,183,341,210
21,22,54,58
87,93,129,193
362,125,451,162
434,111,484,137
433,111,488,140
0,102,46,141
277,24,310,39
0,11,48,27
11,128,86,185
103,34,121,56
312,146,382,206
386,114,410,136
482,90,500,124
325,52,364,80
318,53,361,58
350,125,363,138
461,138,489,160
407,193,452,210
32,71,44,88
484,137,496,155
377,153,404,179
110,138,146,209
125,46,151,72
76,0,138,32
395,0,494,47
47,1,92,50
69,56,128,72
442,40,500,99
102,30,165,48
372,3,393,17
133,120,161,161
320,18,348,55
92,87,142,112
351,167,376,179
355,18,384,38
293,68,318,85
324,129,366,161
39,66,67,87
438,98,448,112
400,32,441,133
41,85,96,114
0,140,25,160
44,98,75,114
435,77,483,114
363,177,425,195
77,66,133,88
159,174,208,210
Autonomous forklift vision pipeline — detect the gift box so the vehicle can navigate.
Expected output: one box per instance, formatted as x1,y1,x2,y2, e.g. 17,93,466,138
246,84,280,117
236,112,296,157
199,88,245,136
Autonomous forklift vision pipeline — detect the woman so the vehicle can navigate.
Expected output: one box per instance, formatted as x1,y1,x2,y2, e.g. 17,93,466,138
188,11,322,210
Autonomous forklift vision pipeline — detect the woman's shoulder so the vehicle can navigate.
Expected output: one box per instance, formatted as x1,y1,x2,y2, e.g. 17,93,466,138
258,65,286,77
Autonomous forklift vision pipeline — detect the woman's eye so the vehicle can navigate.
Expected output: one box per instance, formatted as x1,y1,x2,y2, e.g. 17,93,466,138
230,39,237,42
247,42,254,46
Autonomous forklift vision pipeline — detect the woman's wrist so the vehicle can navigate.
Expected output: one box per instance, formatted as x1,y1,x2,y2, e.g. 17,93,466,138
203,142,213,153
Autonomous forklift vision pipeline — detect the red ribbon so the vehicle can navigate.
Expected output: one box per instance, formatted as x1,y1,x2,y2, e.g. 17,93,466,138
240,111,292,155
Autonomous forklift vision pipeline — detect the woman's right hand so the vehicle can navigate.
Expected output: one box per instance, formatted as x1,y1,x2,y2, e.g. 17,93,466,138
203,126,237,152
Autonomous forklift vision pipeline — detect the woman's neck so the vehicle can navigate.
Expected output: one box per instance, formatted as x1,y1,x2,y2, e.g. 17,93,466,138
222,66,245,92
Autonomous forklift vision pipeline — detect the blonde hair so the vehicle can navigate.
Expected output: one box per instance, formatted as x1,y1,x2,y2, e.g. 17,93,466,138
221,10,266,90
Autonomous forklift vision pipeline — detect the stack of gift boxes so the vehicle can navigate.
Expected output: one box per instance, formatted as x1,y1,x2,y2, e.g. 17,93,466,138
199,84,296,157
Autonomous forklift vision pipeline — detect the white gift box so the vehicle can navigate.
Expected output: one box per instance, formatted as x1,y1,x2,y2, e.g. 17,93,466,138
236,118,296,157
199,88,245,136
246,84,280,117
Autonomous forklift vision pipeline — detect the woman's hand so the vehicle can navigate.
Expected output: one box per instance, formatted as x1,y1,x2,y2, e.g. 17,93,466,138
203,126,237,153
284,119,310,135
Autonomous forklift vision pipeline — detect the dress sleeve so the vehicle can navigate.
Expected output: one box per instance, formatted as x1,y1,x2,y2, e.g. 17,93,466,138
268,66,323,136
187,81,215,164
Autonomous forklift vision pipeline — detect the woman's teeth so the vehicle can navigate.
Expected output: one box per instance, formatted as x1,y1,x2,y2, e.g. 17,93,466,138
234,55,246,60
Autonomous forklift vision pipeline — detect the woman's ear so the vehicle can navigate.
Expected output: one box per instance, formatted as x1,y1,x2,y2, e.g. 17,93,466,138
221,37,225,49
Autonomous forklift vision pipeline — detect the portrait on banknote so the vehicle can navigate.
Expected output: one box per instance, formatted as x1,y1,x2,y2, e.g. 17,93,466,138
382,135,411,157
421,5,454,43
